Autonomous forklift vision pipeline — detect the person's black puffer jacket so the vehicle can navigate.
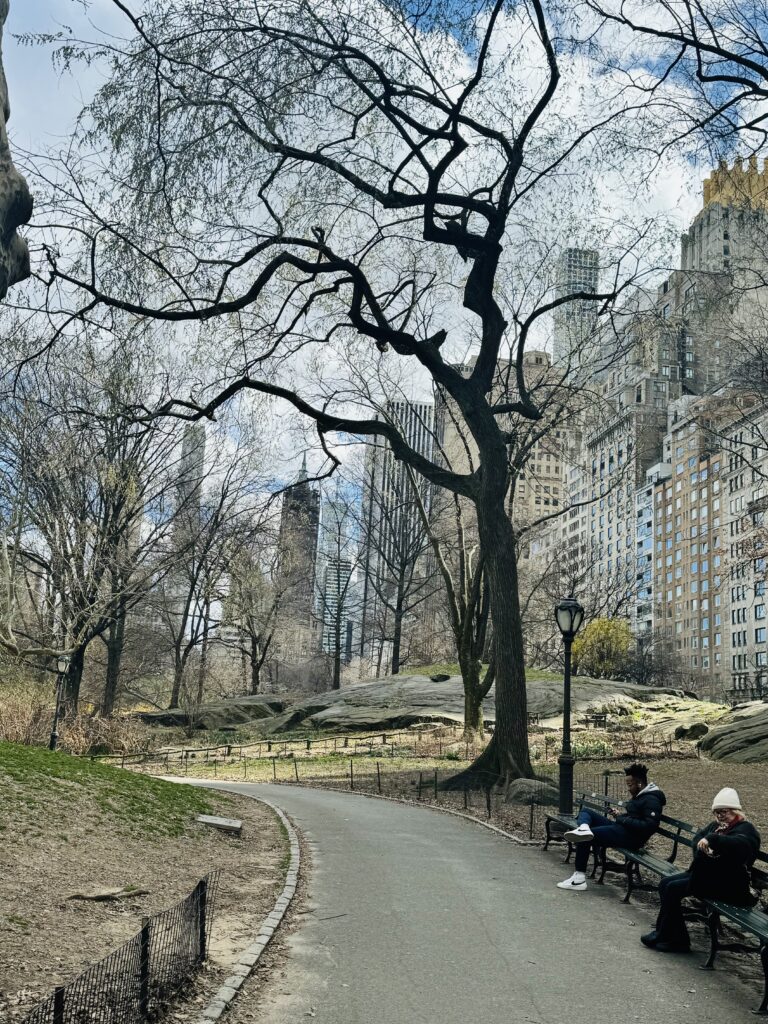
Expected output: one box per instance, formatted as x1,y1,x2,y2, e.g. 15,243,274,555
689,819,761,905
615,783,666,844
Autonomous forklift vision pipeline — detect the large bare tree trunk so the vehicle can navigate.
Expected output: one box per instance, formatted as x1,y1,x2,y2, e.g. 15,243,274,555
443,442,532,789
102,598,127,717
196,598,210,705
170,653,183,708
62,646,85,716
249,636,261,694
391,575,405,675
459,653,484,741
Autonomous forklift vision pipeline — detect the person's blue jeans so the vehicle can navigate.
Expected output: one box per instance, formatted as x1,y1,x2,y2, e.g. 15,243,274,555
573,808,637,872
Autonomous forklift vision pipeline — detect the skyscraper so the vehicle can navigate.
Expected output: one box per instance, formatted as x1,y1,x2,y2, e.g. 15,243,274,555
275,456,321,666
360,400,435,673
316,494,361,667
552,248,600,370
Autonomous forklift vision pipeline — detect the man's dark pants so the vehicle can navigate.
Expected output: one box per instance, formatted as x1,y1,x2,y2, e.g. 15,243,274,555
573,809,639,873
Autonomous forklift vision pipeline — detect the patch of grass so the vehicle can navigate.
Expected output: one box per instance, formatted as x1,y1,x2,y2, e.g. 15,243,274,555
0,741,214,840
183,748,468,785
403,662,561,685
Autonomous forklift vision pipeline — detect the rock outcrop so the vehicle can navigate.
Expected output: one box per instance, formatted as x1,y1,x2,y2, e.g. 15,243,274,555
142,673,692,734
0,1,31,297
698,701,768,763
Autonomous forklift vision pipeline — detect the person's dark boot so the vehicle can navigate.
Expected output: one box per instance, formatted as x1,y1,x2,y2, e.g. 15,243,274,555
640,931,659,948
655,940,690,953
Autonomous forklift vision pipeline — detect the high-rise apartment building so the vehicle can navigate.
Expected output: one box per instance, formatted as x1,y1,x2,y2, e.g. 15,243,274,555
530,160,768,695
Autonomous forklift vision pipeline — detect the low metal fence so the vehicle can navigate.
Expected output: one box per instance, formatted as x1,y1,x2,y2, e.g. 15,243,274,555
21,872,220,1024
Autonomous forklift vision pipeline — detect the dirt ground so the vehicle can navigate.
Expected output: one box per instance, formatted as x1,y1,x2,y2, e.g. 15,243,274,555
0,792,287,1021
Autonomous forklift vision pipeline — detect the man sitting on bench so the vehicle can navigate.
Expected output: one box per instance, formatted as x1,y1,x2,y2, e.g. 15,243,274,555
556,763,666,892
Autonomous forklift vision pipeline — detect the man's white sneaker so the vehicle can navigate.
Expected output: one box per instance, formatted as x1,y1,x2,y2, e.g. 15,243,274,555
557,873,588,891
564,823,594,843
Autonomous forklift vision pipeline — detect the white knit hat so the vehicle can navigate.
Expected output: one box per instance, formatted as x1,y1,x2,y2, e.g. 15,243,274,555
712,787,743,811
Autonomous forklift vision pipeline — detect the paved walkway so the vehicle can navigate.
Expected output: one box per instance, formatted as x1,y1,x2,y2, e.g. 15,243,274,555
192,782,759,1023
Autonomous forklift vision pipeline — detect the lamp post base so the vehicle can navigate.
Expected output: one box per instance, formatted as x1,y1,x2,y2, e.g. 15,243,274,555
558,753,575,815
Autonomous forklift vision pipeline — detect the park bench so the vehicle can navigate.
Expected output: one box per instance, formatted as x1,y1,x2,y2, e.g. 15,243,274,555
581,713,608,729
615,839,768,1015
695,854,768,1014
527,712,541,726
544,793,768,1014
543,792,612,874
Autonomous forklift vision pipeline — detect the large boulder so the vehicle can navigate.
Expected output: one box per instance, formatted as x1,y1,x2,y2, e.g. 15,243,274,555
698,702,768,763
505,778,559,807
0,1,32,297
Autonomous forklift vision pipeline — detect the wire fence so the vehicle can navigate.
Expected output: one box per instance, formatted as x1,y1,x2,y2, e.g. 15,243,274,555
89,724,447,770
92,718,690,776
20,872,220,1024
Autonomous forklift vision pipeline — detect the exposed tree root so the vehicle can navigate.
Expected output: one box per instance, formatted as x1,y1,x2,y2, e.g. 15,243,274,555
439,734,531,791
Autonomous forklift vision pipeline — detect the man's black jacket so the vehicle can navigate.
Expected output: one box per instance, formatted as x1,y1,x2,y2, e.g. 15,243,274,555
615,784,666,844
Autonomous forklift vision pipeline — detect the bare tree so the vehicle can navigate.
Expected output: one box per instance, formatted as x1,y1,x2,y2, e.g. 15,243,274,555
30,0,731,783
152,419,271,709
0,334,189,713
360,433,439,677
223,527,285,695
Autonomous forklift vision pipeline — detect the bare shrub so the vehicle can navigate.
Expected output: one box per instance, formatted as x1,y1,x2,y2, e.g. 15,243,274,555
57,714,149,756
0,671,52,744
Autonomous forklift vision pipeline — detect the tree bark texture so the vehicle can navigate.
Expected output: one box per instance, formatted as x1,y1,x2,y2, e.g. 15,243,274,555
102,599,127,717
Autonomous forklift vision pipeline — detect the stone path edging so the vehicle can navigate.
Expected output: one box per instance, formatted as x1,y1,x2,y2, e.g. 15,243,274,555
195,796,301,1023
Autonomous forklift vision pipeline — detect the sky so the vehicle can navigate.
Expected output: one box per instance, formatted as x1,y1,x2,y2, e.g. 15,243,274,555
4,0,129,152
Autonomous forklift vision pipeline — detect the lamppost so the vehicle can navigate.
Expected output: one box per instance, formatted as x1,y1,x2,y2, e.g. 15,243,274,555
555,596,585,815
49,654,69,752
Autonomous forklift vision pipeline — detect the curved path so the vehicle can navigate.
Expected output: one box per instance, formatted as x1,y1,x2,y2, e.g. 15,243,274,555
192,782,758,1023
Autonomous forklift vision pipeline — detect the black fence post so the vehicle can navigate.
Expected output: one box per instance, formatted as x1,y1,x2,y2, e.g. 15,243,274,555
433,769,438,800
53,986,65,1024
417,771,423,799
485,786,492,819
349,758,354,790
139,917,151,1017
376,761,382,794
272,758,277,781
603,770,609,797
198,878,208,961
294,760,299,783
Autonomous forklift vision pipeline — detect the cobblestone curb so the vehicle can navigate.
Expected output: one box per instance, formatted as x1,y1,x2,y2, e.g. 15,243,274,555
194,797,301,1023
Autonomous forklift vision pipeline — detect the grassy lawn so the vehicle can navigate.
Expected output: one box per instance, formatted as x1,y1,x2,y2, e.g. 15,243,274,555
172,748,468,784
0,741,214,838
403,663,561,683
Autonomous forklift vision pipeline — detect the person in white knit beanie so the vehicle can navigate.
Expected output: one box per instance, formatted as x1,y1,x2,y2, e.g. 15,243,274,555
641,787,760,953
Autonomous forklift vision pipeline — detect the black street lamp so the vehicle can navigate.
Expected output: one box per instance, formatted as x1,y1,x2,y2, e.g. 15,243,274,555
555,596,585,815
49,654,69,752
